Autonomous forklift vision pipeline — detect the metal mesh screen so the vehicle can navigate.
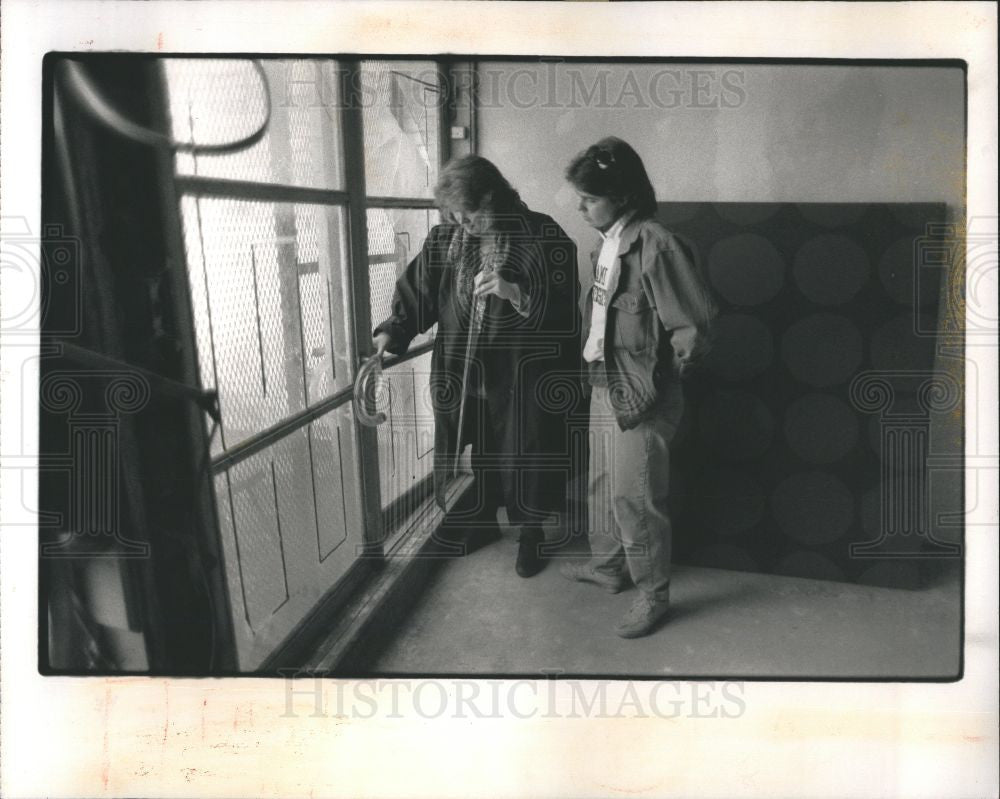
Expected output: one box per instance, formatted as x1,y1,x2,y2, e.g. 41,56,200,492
376,351,436,539
309,410,354,562
214,403,364,669
166,59,344,190
367,206,439,349
366,205,440,532
168,58,452,669
221,455,290,632
360,61,441,199
179,197,349,454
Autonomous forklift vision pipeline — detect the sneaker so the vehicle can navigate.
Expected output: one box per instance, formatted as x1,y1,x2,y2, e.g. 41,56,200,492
515,527,547,578
560,562,628,594
614,592,670,639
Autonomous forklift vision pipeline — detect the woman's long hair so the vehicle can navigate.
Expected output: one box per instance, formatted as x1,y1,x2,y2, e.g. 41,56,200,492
565,136,658,219
435,155,527,222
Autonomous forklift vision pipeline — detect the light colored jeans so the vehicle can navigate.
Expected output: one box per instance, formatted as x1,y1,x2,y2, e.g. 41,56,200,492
586,382,684,602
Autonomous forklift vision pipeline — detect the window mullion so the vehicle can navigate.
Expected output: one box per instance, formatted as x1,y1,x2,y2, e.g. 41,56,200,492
341,59,385,559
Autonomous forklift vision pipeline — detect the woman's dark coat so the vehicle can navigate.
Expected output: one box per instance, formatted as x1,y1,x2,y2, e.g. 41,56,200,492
374,208,582,518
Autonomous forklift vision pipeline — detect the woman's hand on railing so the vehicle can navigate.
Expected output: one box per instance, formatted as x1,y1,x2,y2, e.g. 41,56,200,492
372,332,392,358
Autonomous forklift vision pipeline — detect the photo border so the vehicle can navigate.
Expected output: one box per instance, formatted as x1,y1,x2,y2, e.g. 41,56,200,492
2,2,996,797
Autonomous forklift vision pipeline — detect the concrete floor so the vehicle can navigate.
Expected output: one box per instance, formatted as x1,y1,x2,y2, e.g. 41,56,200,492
369,528,962,679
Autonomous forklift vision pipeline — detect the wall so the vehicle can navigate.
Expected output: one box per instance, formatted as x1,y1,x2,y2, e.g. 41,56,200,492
477,62,964,271
477,62,966,587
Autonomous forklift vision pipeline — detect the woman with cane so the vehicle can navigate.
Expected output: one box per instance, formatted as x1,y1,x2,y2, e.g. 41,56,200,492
372,155,581,578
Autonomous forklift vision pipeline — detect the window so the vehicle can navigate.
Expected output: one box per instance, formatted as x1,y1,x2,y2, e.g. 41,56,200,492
164,57,448,669
171,60,344,190
360,60,445,543
361,60,441,198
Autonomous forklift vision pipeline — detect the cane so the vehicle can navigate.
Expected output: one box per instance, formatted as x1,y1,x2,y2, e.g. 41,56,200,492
453,255,495,478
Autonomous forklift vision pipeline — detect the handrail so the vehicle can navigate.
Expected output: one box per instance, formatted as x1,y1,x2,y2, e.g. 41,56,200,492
210,385,353,474
209,342,436,473
354,354,387,427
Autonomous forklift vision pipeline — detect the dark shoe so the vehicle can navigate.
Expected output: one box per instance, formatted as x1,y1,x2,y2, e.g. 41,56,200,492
614,591,670,639
515,528,547,578
560,562,628,594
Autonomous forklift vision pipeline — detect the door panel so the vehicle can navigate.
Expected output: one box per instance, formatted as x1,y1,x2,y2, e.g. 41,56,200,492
213,404,363,670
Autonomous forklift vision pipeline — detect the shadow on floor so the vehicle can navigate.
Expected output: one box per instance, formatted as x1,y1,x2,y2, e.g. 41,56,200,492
359,524,962,680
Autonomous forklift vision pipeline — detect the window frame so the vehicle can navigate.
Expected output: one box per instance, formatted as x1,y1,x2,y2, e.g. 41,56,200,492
171,57,452,559
359,60,452,538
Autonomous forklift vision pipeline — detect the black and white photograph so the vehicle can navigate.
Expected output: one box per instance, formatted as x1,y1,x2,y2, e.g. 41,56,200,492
2,2,996,798
35,52,969,677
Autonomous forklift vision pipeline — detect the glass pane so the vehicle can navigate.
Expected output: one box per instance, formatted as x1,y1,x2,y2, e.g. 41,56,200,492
367,207,439,349
309,407,360,564
221,455,290,633
166,59,344,190
376,351,435,545
361,60,442,198
179,197,352,454
214,401,364,671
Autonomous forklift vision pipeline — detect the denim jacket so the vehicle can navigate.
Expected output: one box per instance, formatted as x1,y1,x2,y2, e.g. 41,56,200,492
581,215,717,430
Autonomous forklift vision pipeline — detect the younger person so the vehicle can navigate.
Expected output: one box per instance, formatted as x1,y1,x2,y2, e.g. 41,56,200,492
562,137,716,637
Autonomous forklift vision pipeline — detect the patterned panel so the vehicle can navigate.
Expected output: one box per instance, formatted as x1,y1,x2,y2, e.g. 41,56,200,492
310,412,351,562
297,204,346,405
295,202,320,264
165,59,343,190
299,271,334,404
215,402,366,670
361,61,441,199
213,473,248,635
225,452,290,630
665,202,961,588
378,352,436,542
269,427,322,595
179,198,295,448
178,199,350,451
367,207,439,349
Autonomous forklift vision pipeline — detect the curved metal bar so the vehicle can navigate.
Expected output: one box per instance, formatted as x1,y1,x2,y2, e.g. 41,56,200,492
61,59,272,155
354,354,388,427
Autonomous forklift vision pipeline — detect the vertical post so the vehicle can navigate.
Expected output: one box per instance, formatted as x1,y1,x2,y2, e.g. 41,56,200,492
437,62,451,168
470,60,479,155
318,62,350,390
340,60,385,559
441,61,476,161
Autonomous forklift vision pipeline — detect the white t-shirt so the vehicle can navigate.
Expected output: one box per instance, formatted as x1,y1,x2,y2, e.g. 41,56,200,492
583,211,635,363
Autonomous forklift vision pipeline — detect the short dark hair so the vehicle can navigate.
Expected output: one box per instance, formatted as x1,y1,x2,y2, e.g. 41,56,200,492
434,155,526,220
565,136,658,218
